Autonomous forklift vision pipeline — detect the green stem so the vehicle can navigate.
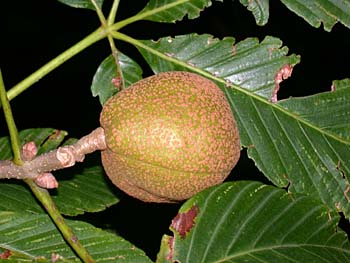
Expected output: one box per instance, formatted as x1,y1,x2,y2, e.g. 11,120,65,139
6,28,106,102
25,179,96,263
107,0,121,26
107,35,125,88
91,0,107,27
111,0,187,31
0,69,22,165
90,0,124,86
106,0,124,89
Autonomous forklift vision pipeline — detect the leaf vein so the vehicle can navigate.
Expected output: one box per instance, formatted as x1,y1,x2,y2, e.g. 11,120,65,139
225,187,281,256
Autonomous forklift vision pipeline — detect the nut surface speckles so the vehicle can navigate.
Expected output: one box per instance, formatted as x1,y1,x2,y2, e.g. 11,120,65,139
100,71,240,202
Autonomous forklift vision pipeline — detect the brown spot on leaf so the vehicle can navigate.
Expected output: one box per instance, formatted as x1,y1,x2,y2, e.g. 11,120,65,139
0,250,12,259
166,236,174,261
225,79,233,88
232,45,237,55
51,253,63,262
271,64,293,103
344,187,350,203
112,76,122,90
331,83,336,92
171,205,199,239
207,36,215,45
335,202,341,211
327,210,332,222
71,235,78,243
49,130,62,140
268,47,278,58
187,61,195,67
336,160,346,179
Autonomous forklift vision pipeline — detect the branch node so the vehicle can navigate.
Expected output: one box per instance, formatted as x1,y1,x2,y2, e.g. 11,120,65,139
57,146,77,167
0,128,107,185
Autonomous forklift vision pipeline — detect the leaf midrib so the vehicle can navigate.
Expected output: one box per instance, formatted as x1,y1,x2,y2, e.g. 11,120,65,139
222,80,350,146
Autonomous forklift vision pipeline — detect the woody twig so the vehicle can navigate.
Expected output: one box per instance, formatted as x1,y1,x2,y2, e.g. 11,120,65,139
0,127,106,188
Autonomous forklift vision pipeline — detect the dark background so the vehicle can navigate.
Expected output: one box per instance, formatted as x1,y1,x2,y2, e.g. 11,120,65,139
1,1,350,260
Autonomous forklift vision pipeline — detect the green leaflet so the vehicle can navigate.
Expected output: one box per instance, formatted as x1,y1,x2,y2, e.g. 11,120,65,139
278,79,350,142
56,0,103,11
0,211,152,262
280,0,350,31
227,85,350,218
137,34,300,100
239,0,269,26
158,182,350,262
91,53,143,105
138,0,219,23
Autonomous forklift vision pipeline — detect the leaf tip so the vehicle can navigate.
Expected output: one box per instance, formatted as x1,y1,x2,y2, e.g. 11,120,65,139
51,253,64,262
